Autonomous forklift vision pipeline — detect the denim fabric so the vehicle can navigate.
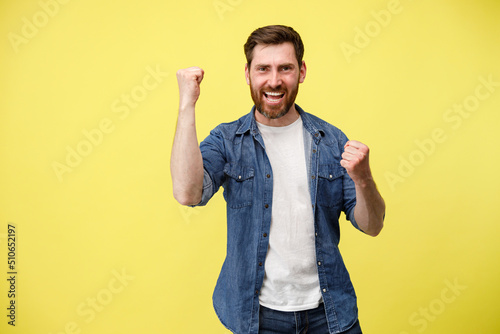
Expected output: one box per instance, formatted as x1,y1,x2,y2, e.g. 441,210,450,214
259,304,363,334
195,105,361,334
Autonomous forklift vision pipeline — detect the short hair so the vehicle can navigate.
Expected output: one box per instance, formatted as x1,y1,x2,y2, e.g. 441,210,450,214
244,25,304,69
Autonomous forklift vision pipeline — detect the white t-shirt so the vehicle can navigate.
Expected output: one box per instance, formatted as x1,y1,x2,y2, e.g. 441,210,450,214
256,115,322,312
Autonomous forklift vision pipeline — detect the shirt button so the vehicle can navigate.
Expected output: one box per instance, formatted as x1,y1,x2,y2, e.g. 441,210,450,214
238,175,242,179
329,174,333,179
311,175,315,179
259,262,263,266
315,133,319,137
266,174,271,178
263,233,267,237
312,149,317,153
322,288,327,293
264,204,269,208
318,261,322,266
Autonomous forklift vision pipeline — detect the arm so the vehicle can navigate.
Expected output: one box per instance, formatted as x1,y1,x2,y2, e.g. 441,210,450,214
170,67,205,206
340,140,385,237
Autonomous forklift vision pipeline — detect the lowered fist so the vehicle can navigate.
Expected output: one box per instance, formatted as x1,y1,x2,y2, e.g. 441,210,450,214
340,140,373,185
176,67,204,110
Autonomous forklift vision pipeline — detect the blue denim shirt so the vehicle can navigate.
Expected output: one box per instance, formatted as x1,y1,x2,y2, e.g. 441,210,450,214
195,104,362,334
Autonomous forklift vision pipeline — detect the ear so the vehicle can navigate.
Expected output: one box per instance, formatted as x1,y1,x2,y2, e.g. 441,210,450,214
299,61,307,83
245,63,250,85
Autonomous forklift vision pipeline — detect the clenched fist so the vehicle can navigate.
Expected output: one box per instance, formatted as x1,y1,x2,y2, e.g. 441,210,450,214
176,67,204,110
340,140,373,185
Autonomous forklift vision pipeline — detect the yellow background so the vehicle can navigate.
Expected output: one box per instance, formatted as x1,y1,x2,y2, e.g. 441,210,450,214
1,0,499,333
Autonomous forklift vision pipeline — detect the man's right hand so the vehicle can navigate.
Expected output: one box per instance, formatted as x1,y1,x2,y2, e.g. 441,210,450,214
176,67,204,110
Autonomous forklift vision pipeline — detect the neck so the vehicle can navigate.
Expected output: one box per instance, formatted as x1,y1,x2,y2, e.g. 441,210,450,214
254,105,300,127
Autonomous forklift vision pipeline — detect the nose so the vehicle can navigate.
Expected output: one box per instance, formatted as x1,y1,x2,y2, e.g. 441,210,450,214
268,69,282,88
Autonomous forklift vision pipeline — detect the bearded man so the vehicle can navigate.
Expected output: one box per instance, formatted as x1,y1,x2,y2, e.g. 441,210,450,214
171,25,385,334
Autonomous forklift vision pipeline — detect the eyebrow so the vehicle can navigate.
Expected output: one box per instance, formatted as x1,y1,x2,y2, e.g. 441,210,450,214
253,63,296,68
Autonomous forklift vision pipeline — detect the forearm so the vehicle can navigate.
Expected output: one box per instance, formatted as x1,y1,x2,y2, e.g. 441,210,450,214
353,178,385,237
170,105,204,206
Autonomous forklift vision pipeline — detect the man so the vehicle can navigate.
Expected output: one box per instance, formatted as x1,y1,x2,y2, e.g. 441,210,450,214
171,25,385,334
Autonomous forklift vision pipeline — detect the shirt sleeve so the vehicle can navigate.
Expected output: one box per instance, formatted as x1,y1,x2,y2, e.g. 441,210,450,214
338,131,364,233
189,168,214,207
189,127,227,207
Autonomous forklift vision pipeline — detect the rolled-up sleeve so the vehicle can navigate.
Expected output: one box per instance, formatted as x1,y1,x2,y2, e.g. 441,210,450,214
190,127,227,207
338,132,362,232
190,169,214,207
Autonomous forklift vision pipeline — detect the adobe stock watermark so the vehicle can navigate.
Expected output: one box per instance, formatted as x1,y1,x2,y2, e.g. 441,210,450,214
399,278,467,334
8,0,73,54
385,74,499,191
340,0,407,64
47,268,134,334
178,205,202,224
52,65,168,182
213,0,245,20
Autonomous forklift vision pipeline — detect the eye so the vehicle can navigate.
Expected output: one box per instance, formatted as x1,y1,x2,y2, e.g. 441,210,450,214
281,66,291,71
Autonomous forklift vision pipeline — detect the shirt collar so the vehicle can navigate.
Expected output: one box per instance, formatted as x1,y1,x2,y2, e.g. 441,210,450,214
235,104,325,139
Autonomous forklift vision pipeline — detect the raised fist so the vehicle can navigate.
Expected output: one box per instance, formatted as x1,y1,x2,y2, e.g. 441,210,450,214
176,67,204,110
340,140,373,185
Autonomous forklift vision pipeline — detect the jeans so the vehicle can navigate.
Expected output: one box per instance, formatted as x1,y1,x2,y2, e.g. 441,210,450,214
258,304,362,334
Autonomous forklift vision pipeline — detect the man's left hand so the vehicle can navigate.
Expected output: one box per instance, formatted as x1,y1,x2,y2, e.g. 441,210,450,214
340,140,373,185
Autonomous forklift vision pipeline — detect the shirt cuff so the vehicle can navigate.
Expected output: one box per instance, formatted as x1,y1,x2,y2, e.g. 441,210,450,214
189,168,213,207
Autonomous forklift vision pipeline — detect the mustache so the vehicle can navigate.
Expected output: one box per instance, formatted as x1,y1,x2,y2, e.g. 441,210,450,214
261,87,286,93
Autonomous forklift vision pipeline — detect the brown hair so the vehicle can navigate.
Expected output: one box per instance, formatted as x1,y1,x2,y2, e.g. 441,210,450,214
244,25,304,69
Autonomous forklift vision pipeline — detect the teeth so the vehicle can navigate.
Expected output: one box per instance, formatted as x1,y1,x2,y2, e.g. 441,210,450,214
265,92,283,96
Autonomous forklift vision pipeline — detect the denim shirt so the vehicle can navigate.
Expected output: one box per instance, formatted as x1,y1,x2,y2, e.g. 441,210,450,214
195,104,362,334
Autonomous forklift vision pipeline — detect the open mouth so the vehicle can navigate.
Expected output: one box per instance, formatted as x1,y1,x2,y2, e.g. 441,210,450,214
264,91,285,104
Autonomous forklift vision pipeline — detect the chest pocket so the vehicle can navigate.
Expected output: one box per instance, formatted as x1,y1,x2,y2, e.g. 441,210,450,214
223,162,255,209
317,164,344,208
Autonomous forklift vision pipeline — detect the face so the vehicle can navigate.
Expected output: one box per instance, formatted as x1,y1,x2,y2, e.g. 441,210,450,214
245,42,306,121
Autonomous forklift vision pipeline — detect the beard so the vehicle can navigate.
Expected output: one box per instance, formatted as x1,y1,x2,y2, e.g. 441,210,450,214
249,77,300,120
